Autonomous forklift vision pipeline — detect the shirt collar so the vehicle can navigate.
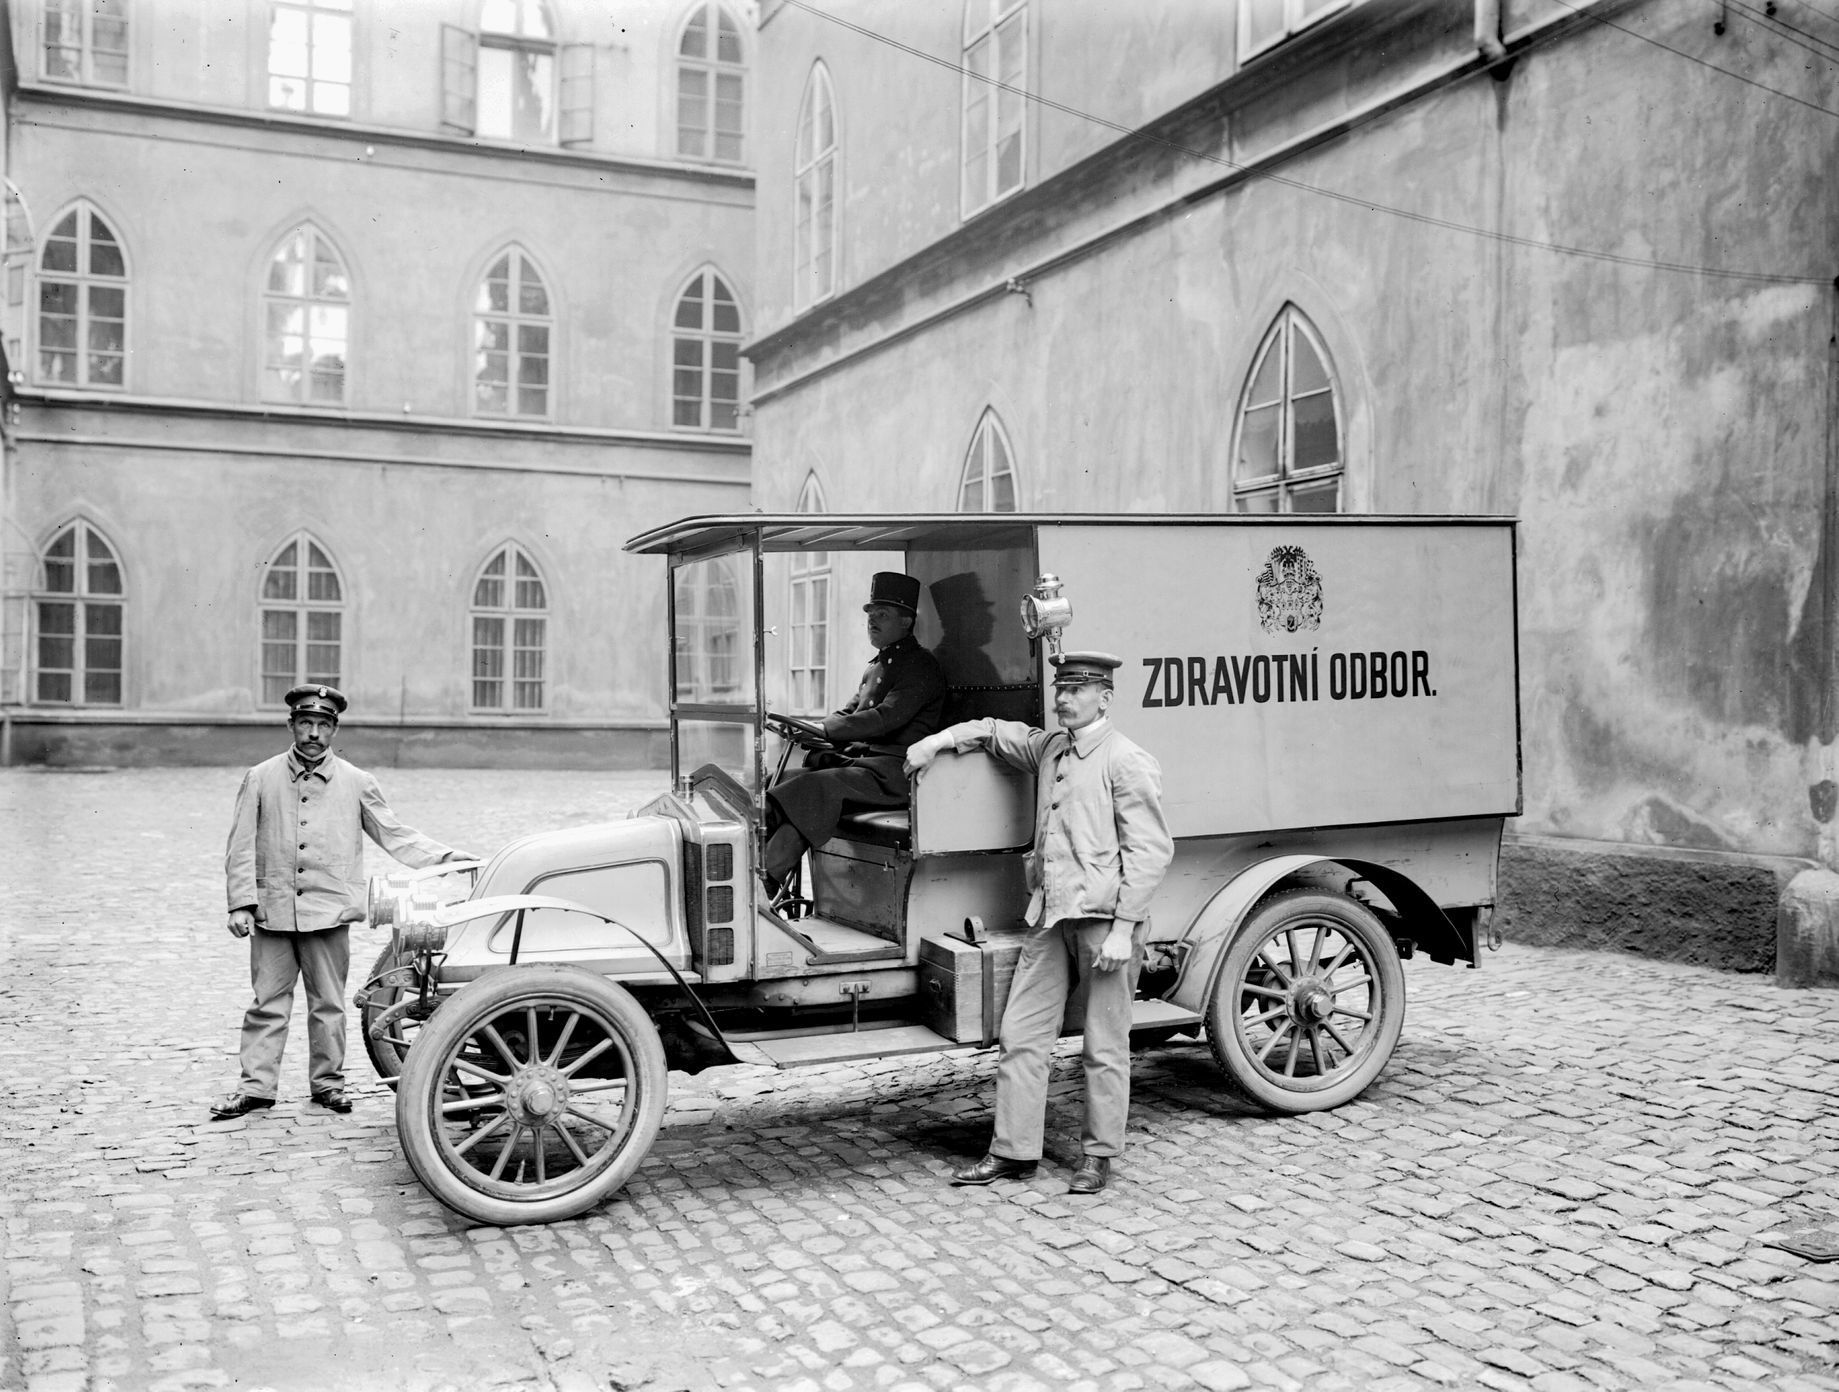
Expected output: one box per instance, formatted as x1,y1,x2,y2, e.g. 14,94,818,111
1064,715,1113,757
874,635,915,663
288,749,335,783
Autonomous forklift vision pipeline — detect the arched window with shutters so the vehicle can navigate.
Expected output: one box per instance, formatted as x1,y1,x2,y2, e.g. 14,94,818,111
473,247,552,419
788,474,830,714
676,1,745,164
263,224,350,405
672,268,743,431
38,201,126,389
33,520,124,705
794,62,838,310
1231,306,1344,513
958,409,1017,512
259,533,344,707
471,543,548,712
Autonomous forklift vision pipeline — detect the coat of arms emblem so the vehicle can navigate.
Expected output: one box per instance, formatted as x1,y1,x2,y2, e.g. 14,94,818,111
1256,545,1324,633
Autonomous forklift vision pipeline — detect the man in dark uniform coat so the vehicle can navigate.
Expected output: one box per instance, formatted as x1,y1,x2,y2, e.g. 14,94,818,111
764,572,946,892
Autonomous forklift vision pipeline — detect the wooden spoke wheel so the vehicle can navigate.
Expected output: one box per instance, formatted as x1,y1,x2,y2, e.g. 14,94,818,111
1205,888,1405,1113
395,966,667,1226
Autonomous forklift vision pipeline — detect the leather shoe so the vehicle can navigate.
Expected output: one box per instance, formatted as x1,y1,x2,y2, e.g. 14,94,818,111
1067,1156,1112,1195
311,1089,353,1114
950,1153,1038,1186
209,1092,275,1121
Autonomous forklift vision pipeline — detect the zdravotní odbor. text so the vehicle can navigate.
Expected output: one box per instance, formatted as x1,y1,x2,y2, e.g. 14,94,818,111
1140,650,1438,708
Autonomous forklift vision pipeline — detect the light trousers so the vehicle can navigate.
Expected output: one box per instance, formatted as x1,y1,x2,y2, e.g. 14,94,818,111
992,916,1141,1161
238,925,350,1097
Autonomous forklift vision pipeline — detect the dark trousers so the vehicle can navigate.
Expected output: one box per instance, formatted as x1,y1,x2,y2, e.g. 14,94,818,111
765,753,907,880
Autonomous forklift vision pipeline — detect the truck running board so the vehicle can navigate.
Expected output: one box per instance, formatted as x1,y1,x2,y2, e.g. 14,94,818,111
724,999,1204,1071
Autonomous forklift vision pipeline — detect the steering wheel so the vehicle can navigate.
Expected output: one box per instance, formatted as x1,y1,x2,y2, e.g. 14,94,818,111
765,712,833,752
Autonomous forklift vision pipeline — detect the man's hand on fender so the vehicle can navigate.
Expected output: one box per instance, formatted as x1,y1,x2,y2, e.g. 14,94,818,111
226,908,257,939
1095,920,1137,972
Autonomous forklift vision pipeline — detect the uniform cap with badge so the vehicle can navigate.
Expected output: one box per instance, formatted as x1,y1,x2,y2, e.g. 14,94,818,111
284,684,348,719
1050,651,1123,688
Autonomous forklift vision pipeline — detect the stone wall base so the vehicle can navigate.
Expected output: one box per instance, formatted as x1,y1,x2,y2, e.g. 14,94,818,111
0,717,671,771
1498,834,1823,982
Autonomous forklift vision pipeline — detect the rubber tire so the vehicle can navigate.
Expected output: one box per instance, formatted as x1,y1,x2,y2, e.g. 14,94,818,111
359,945,416,1085
395,965,667,1226
1204,888,1405,1114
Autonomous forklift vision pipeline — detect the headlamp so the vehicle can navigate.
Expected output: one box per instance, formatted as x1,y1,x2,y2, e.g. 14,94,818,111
1019,574,1074,660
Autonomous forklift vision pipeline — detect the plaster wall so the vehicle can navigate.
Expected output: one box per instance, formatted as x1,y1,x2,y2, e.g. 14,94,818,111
11,438,741,722
12,0,751,167
15,111,754,428
750,3,1839,861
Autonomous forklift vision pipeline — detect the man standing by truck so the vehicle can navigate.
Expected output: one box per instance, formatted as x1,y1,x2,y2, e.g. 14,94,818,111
904,651,1173,1195
211,684,471,1120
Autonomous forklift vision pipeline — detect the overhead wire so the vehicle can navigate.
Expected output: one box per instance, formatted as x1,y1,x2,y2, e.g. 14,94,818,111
1725,0,1839,60
780,0,1831,288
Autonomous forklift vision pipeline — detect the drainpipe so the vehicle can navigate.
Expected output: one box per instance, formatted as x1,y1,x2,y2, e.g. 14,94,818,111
1819,281,1839,868
1475,0,1506,63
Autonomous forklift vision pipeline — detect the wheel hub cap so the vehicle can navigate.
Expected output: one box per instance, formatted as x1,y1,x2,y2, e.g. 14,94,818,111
507,1065,569,1125
1293,981,1333,1023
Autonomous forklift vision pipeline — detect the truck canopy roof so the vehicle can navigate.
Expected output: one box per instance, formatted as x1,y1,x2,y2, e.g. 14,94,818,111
623,512,1516,557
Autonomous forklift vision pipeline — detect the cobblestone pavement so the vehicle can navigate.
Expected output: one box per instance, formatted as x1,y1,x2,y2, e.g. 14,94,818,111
2,766,1838,1392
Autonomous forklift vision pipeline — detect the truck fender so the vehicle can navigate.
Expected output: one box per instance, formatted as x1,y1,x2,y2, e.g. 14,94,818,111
1162,855,1463,1017
393,893,738,1067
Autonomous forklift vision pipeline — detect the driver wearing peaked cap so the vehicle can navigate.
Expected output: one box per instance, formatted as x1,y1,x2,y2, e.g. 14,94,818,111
762,571,947,896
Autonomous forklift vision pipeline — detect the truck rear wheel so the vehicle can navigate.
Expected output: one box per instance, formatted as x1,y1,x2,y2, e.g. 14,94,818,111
395,965,667,1226
1205,888,1405,1113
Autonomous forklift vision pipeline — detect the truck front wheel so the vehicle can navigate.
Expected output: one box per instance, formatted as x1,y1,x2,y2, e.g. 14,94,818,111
1205,888,1405,1113
395,965,667,1226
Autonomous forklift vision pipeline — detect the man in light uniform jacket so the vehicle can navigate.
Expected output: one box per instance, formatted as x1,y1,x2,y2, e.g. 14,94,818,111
905,650,1173,1195
211,684,471,1120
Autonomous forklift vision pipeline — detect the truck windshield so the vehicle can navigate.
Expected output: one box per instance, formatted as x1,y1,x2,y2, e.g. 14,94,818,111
671,550,758,791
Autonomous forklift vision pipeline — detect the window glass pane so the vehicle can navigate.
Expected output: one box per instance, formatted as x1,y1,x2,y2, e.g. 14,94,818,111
1291,391,1338,471
717,10,742,63
38,671,73,702
1238,403,1280,479
88,220,125,277
1288,479,1340,513
1236,488,1280,514
1246,337,1282,406
710,279,740,333
84,669,122,704
1245,0,1286,51
85,601,122,636
263,609,298,642
518,262,549,316
1292,328,1330,394
38,599,76,636
681,8,708,57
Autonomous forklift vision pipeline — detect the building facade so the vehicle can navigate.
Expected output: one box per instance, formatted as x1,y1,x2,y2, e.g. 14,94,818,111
747,0,1839,963
0,0,755,767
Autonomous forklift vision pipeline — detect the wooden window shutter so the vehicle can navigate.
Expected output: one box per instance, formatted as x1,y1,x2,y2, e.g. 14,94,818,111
440,24,477,134
559,44,594,146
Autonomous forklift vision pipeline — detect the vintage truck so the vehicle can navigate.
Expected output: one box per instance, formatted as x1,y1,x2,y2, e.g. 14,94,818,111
360,513,1520,1225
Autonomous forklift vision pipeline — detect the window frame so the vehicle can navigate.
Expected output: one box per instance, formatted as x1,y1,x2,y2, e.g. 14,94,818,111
1229,306,1346,515
261,222,352,407
787,474,831,715
471,246,555,421
793,62,839,312
675,0,746,165
957,408,1019,513
1239,0,1354,62
960,0,1028,220
31,519,126,707
257,531,346,709
469,541,549,714
266,0,354,117
476,0,560,144
35,200,128,391
41,0,130,89
671,266,745,433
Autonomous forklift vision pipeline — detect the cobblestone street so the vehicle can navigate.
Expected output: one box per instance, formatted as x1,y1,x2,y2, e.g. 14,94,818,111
2,766,1837,1392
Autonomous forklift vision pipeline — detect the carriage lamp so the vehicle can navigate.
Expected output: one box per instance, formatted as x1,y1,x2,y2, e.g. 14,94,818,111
1020,573,1074,660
